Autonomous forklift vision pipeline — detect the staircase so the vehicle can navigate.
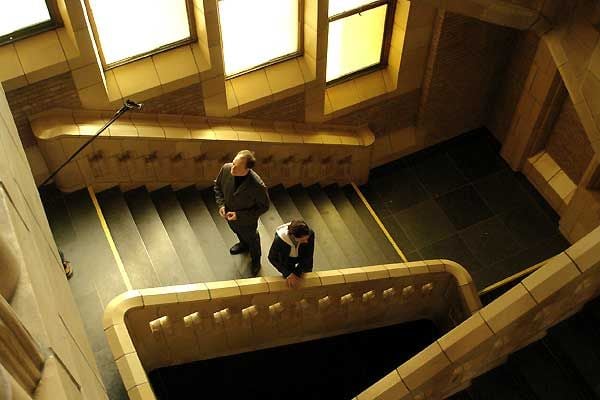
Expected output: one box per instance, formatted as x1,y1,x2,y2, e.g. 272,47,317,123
44,182,402,286
42,181,402,399
450,295,600,400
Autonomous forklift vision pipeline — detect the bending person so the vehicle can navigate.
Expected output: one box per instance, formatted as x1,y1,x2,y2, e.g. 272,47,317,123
268,220,315,288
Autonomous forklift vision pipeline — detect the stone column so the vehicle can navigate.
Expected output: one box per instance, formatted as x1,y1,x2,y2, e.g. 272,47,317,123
0,191,21,302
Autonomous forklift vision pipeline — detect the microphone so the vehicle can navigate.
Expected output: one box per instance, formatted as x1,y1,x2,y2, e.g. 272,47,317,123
124,99,143,110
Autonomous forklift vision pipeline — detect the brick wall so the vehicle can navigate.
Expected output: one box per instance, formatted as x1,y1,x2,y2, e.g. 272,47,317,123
238,92,305,122
487,30,540,143
329,89,421,137
5,72,81,148
418,12,515,145
139,83,205,116
546,97,594,183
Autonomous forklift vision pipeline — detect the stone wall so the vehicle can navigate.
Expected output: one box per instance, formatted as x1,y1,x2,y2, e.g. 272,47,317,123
546,97,594,183
0,85,107,398
330,89,421,138
418,12,515,146
137,83,205,116
238,92,305,122
487,31,540,143
5,72,81,148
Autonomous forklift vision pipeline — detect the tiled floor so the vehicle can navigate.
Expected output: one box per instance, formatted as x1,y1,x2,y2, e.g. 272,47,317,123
362,128,570,290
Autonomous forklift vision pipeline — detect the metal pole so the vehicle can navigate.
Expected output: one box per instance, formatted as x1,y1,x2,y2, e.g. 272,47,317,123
37,100,141,188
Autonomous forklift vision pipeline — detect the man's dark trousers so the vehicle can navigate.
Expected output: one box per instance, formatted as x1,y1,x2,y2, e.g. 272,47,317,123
228,220,261,264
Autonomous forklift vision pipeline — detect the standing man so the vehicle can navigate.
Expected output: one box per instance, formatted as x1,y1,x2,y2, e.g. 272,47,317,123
268,220,315,288
214,150,269,277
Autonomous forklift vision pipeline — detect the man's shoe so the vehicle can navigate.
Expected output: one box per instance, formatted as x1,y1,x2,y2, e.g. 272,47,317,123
229,242,248,255
250,261,261,277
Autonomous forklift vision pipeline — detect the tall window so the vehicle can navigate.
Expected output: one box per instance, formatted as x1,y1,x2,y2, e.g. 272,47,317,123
85,0,194,68
0,0,58,44
218,0,300,77
326,0,395,83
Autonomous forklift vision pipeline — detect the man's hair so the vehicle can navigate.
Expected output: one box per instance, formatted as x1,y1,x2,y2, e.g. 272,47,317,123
289,220,310,238
236,150,256,169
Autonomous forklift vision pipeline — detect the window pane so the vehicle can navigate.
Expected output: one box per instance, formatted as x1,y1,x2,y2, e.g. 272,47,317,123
326,5,387,82
328,0,378,17
0,0,51,37
219,0,299,76
88,0,191,65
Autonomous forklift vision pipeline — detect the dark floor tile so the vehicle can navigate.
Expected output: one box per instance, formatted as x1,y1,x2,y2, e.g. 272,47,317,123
381,215,415,253
409,152,468,197
394,199,455,249
470,266,502,291
515,173,560,223
359,183,392,217
436,185,493,230
459,216,524,266
419,234,481,272
446,131,508,181
501,204,557,249
368,167,429,214
474,170,533,214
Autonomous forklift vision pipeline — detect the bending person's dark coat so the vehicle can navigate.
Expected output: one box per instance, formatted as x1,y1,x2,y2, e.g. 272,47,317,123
268,223,315,278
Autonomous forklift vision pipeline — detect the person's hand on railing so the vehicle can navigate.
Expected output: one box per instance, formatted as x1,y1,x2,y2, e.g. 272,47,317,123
286,273,301,289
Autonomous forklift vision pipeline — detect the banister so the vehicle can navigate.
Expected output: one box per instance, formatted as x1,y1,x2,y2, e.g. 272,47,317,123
103,261,479,400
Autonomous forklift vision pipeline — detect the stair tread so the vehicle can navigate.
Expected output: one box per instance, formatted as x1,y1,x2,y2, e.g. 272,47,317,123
63,189,127,306
288,185,350,268
176,187,242,281
342,185,402,264
323,184,388,266
200,188,238,247
150,187,216,283
124,187,189,286
97,187,161,289
307,184,369,267
268,185,329,270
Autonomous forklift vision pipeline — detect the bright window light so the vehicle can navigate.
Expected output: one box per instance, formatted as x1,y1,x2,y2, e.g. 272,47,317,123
328,0,377,17
0,0,51,39
218,0,299,77
87,0,192,66
326,5,387,82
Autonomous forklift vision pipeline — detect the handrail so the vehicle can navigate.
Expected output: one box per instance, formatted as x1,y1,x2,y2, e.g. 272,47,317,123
103,261,480,399
350,182,408,263
478,258,550,296
37,100,141,188
358,225,600,399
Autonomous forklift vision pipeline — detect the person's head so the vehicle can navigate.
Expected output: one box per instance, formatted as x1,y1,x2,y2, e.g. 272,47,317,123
289,220,311,244
231,150,256,176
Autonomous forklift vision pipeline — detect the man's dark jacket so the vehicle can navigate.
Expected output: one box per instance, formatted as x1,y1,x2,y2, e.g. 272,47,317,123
268,231,315,277
214,163,269,225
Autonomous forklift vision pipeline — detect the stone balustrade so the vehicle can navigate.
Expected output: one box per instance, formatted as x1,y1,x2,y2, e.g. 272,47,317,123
357,225,600,400
102,260,480,400
30,109,375,193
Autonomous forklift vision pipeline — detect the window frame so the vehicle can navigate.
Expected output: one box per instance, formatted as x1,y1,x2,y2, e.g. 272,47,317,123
219,0,304,80
0,0,62,45
84,0,198,70
326,0,396,86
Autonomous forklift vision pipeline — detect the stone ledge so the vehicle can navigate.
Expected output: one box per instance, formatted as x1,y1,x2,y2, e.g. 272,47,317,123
29,108,373,147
